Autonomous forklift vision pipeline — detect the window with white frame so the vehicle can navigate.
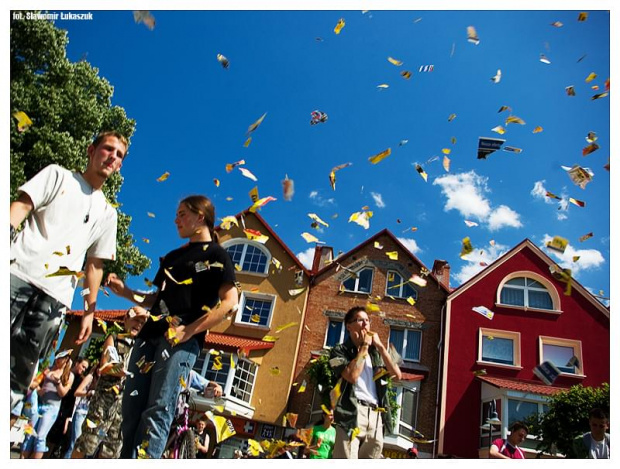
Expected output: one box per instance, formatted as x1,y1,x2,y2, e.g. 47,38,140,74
500,277,554,310
395,384,420,438
236,292,276,328
324,319,350,348
342,268,373,294
389,328,422,362
539,336,583,375
224,240,270,274
194,351,258,404
386,270,418,300
507,398,549,450
478,328,521,367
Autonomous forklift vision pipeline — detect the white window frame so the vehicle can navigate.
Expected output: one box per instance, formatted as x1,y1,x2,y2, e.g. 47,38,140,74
538,336,585,377
496,271,561,313
385,270,418,300
197,352,259,405
477,328,522,370
235,291,277,329
222,239,271,276
394,381,421,438
389,328,422,363
324,319,349,348
342,267,374,294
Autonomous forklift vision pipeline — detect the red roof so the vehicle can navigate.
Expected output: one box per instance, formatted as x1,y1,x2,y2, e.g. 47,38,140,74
477,375,568,396
205,332,275,351
67,309,126,321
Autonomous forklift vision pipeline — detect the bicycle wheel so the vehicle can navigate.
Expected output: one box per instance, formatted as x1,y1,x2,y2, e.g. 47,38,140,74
177,429,197,459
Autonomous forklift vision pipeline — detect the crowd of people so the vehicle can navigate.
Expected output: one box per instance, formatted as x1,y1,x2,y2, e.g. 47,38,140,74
9,131,610,459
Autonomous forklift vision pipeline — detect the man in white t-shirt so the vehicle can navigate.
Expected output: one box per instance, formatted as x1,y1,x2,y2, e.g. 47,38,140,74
329,306,402,458
573,408,610,458
10,131,127,411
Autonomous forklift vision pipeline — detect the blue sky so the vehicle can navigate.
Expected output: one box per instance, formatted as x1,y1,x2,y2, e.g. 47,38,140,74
10,6,613,311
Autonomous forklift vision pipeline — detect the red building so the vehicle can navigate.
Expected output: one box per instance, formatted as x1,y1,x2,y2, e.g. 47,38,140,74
438,239,610,458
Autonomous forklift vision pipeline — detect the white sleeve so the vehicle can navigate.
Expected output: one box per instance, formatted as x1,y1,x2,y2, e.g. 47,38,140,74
18,164,64,210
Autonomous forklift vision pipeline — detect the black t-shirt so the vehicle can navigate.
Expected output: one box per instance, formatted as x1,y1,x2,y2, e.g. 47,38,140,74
139,241,236,345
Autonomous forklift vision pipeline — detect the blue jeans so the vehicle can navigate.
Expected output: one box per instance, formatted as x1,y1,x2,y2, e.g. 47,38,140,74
64,406,88,458
22,400,61,453
120,335,199,458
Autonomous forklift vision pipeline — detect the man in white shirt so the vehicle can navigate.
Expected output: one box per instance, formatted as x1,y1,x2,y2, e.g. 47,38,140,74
10,131,127,411
573,408,610,458
329,306,402,458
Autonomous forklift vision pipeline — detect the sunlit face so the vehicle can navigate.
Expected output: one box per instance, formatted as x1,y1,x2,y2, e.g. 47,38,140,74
75,360,89,375
174,203,204,239
87,136,126,179
196,420,206,432
125,312,147,337
345,311,371,335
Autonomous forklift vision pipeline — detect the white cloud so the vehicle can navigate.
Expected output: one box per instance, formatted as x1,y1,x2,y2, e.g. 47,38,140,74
531,180,553,203
308,190,334,207
541,235,605,276
397,237,421,255
487,205,523,231
433,171,491,220
296,247,316,270
452,242,509,286
433,171,522,231
371,192,386,208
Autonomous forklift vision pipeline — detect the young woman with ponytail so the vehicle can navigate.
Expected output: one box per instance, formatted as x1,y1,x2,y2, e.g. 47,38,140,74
105,195,238,459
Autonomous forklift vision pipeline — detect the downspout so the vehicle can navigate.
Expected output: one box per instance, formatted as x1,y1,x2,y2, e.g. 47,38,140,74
432,302,446,458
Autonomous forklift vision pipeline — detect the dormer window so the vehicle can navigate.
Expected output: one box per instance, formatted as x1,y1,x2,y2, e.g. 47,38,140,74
342,268,374,294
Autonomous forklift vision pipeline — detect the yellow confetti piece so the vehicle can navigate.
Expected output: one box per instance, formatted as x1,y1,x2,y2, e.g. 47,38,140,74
247,113,267,135
250,314,261,323
365,302,381,314
377,83,389,89
387,56,403,66
368,148,391,164
269,366,281,376
460,237,473,258
13,111,33,132
298,379,307,393
179,375,187,389
407,297,416,306
386,251,398,260
334,18,345,34
262,335,279,342
225,159,245,173
45,267,84,278
467,25,480,44
244,137,252,147
163,268,193,285
156,172,170,182
373,368,389,381
491,125,506,135
220,215,239,230
96,319,107,334
348,210,373,230
301,232,320,243
275,322,298,333
212,356,223,371
86,419,98,429
350,427,361,442
441,148,451,155
308,213,329,227
230,353,235,369
248,439,265,456
244,228,269,244
585,72,597,83
505,115,526,125
532,126,544,133
249,195,277,213
401,70,412,79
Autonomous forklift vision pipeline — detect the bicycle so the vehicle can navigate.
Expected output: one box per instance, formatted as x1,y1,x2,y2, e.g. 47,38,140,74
163,389,196,459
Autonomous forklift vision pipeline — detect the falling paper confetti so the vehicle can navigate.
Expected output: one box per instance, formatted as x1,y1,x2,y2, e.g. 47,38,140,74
133,11,155,30
414,164,428,182
225,159,245,173
467,26,480,44
401,70,412,79
156,172,170,182
334,18,345,34
473,306,494,320
540,54,551,64
247,113,267,135
460,237,473,258
491,69,501,83
387,56,403,66
579,232,593,242
217,53,230,69
329,162,352,190
348,210,373,230
239,167,258,181
13,111,33,132
546,235,568,254
368,148,391,164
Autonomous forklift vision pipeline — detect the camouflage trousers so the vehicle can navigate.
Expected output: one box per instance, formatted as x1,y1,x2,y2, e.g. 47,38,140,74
73,384,123,458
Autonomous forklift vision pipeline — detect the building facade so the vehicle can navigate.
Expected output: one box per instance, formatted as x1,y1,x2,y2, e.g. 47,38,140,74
438,239,610,458
288,229,450,458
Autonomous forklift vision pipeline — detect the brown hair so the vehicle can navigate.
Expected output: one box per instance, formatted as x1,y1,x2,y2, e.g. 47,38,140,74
92,131,129,158
344,306,366,324
180,195,219,243
509,421,529,434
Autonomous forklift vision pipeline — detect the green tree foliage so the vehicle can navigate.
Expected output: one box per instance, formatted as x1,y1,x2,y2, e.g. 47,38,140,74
525,383,610,457
10,11,149,280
